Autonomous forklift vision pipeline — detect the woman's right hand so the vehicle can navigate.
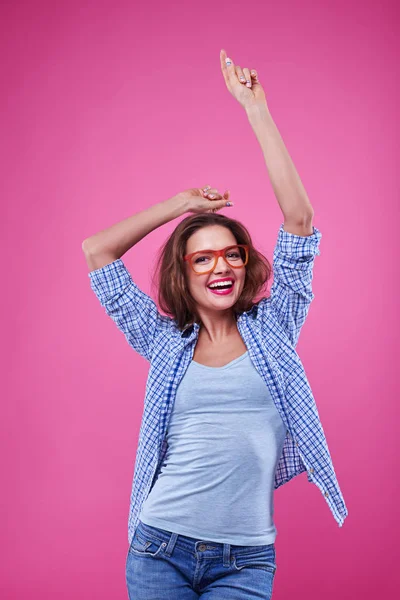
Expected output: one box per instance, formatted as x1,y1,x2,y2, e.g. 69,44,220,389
179,185,233,214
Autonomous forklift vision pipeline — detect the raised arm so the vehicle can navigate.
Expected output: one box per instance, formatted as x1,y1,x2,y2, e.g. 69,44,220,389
82,194,189,271
269,222,322,346
82,187,232,360
220,50,320,345
220,48,314,227
82,195,187,360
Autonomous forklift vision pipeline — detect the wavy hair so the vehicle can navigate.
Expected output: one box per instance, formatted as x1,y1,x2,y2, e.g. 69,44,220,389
151,212,272,330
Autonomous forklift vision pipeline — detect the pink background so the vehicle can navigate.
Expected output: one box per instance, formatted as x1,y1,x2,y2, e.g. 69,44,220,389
2,0,399,598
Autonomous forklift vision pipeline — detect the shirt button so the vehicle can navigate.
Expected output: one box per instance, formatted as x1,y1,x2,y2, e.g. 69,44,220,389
325,491,329,497
309,468,314,474
295,442,299,447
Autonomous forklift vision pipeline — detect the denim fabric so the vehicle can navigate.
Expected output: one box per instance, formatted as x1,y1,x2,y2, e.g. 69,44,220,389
126,519,277,599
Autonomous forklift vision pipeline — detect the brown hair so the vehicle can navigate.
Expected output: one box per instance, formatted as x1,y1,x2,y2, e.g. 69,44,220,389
151,212,272,330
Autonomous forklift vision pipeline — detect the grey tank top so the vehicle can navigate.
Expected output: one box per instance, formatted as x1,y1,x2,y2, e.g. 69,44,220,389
139,351,287,545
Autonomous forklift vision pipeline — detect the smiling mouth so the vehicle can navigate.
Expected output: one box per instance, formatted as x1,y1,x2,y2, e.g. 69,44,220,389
207,280,235,295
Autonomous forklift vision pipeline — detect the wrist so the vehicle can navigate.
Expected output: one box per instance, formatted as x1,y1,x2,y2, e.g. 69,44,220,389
164,193,189,218
245,103,271,123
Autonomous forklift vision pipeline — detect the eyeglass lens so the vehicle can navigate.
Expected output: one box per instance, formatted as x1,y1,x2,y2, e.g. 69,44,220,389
191,246,246,273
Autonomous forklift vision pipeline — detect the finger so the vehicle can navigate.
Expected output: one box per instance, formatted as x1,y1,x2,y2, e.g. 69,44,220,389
209,189,230,200
203,187,219,198
202,184,211,193
207,198,233,210
242,67,252,88
235,65,246,85
220,49,236,88
250,69,258,81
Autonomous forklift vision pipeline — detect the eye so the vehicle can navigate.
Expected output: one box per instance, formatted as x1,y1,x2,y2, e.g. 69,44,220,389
226,246,242,260
194,253,213,264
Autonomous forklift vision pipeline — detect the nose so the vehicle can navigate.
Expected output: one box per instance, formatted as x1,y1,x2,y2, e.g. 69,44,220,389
214,255,231,274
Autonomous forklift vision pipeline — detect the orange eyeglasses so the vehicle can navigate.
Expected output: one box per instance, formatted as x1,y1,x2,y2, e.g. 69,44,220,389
184,244,249,275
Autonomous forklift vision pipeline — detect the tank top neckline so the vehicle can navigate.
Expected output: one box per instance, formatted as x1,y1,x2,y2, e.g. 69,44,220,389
191,351,249,371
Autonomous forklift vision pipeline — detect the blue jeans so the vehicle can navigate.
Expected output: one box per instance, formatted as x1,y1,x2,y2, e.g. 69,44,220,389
126,519,277,599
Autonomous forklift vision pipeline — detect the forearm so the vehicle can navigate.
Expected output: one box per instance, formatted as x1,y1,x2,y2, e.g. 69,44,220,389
246,105,314,221
82,194,188,260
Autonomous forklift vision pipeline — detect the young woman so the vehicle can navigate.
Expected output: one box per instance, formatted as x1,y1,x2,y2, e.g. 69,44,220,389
83,50,347,600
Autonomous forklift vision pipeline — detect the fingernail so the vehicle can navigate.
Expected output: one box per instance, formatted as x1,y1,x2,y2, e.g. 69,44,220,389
225,58,232,66
209,194,215,199
246,81,251,88
226,201,233,206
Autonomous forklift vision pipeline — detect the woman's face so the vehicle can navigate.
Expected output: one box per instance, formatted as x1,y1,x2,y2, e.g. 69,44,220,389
184,225,246,314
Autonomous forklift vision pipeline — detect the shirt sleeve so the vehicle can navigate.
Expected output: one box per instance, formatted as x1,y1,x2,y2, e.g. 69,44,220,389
88,258,171,362
268,223,322,347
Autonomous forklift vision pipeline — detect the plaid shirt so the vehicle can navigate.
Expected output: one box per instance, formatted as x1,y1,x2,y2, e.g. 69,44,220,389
88,223,348,545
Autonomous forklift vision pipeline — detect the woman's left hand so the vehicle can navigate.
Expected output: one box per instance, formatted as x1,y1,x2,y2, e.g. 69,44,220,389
220,49,268,112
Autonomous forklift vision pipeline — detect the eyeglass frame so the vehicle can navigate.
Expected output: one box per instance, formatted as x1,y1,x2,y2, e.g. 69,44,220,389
183,244,249,275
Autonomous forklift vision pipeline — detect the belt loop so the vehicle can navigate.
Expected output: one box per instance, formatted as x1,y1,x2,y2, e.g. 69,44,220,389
164,532,178,557
223,543,231,567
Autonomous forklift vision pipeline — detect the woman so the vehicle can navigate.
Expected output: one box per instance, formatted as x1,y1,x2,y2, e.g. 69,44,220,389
83,50,348,600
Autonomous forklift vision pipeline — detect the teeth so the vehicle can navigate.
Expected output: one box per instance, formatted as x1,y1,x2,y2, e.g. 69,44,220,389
208,281,233,289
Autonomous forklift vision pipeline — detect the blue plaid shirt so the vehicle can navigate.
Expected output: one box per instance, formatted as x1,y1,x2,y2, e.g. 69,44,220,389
88,223,348,545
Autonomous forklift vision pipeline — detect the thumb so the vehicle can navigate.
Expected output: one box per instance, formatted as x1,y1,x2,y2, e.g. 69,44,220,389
250,77,267,103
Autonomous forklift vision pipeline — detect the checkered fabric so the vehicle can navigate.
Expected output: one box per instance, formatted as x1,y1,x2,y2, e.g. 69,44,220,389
88,223,348,545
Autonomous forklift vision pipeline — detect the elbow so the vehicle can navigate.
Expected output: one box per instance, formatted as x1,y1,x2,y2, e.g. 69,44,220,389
82,238,96,254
